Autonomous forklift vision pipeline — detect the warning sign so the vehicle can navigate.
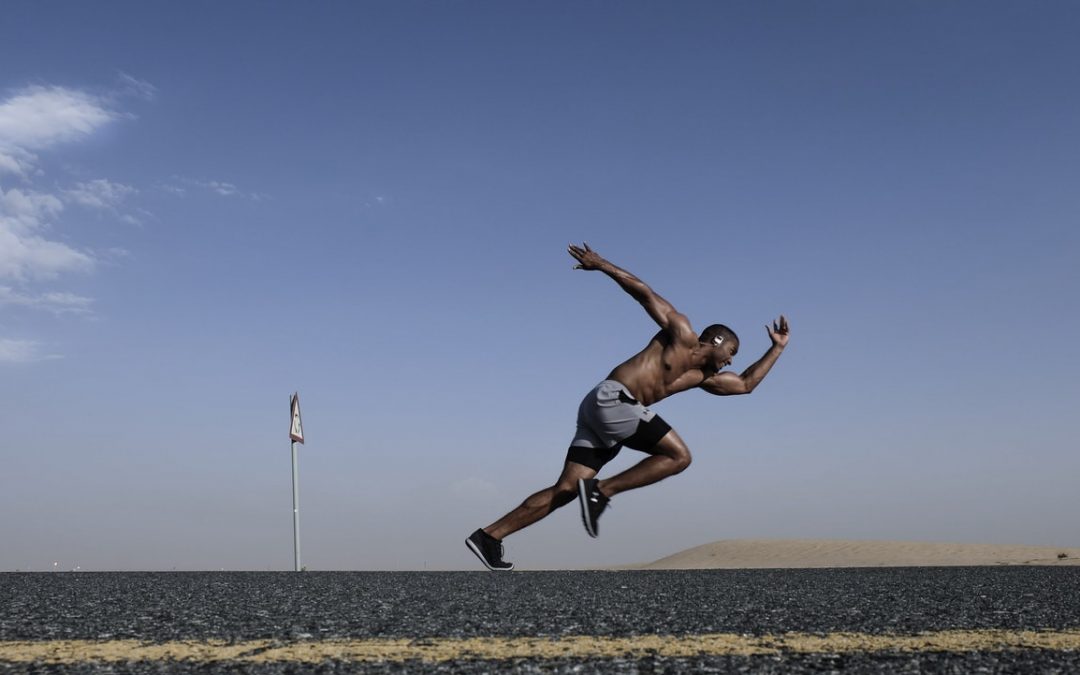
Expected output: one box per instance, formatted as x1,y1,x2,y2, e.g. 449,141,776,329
290,392,304,444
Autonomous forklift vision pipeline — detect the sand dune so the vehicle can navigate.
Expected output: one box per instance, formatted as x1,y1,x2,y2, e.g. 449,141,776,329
625,539,1080,570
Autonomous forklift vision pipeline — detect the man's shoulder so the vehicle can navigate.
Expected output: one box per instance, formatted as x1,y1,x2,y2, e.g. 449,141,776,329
669,311,694,334
650,313,695,339
663,318,698,347
658,314,696,348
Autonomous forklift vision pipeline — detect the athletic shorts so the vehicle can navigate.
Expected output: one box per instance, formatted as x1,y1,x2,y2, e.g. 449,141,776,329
565,379,672,471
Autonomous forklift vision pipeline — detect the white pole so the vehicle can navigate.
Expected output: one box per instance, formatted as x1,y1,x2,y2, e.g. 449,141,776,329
291,438,301,572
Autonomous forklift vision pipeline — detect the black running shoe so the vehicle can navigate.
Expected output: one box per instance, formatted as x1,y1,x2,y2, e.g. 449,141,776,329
466,529,514,571
578,478,609,538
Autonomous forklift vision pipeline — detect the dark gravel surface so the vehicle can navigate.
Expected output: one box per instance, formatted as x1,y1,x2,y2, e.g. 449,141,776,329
3,567,1079,673
8,652,1080,675
4,567,1080,640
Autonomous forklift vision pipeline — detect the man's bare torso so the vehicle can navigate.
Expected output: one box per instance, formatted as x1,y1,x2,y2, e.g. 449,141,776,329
607,329,713,406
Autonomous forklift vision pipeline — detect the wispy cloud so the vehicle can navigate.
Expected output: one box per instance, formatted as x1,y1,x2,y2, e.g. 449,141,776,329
64,178,137,210
0,286,94,315
158,183,186,197
0,338,59,364
163,176,268,201
115,72,157,101
204,180,239,197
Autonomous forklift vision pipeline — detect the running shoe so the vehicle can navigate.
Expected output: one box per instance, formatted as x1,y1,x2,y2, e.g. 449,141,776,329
578,478,609,538
466,529,514,571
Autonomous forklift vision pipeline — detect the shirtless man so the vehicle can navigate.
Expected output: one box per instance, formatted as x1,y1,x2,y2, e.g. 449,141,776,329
466,243,789,571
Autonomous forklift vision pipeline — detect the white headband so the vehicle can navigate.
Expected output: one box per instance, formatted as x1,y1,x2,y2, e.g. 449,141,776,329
712,336,724,346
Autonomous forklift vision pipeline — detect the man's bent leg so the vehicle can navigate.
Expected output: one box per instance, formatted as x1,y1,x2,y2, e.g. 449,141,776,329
596,429,692,498
484,460,597,541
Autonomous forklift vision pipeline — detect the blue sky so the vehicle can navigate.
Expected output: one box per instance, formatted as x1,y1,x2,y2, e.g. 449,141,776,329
1,1,1077,571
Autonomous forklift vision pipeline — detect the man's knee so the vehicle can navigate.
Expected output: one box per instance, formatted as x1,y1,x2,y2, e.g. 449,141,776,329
552,481,578,507
671,449,692,473
550,460,596,508
653,432,692,473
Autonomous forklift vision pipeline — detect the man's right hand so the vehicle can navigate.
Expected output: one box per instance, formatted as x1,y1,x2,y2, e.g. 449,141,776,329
569,242,604,270
767,315,790,349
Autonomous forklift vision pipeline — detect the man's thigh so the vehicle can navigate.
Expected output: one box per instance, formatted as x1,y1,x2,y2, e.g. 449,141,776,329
557,458,598,482
565,445,619,473
640,427,690,460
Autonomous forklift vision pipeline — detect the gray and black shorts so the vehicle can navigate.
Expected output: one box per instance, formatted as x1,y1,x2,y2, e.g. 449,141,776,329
565,379,672,471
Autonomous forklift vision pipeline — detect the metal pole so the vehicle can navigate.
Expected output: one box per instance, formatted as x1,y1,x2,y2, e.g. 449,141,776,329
291,439,301,572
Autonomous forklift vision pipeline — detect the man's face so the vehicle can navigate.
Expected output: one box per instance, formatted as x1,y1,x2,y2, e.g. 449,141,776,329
716,340,738,369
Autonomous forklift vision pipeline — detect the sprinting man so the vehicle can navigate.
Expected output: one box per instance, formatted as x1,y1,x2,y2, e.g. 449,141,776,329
466,243,789,571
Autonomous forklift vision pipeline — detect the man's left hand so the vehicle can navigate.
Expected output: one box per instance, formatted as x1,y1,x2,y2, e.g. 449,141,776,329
568,242,604,270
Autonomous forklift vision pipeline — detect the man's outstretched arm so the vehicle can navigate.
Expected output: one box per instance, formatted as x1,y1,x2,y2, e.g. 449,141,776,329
568,242,689,334
701,315,789,395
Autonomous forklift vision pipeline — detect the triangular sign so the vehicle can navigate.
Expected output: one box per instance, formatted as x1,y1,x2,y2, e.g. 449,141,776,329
290,392,304,443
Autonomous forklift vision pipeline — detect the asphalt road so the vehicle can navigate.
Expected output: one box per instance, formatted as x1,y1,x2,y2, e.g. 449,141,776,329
3,567,1080,673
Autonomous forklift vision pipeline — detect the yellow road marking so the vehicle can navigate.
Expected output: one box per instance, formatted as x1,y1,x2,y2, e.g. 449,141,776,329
3,630,1080,664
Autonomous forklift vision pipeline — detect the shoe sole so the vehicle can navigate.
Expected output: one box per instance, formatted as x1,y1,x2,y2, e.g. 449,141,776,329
578,479,599,538
465,537,514,572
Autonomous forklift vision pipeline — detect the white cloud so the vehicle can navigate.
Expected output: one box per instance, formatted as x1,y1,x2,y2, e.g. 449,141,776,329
0,80,159,364
0,82,137,285
0,185,64,227
0,338,58,364
0,286,94,315
0,83,134,361
0,186,93,280
0,145,34,175
0,86,116,177
64,178,137,210
0,231,93,282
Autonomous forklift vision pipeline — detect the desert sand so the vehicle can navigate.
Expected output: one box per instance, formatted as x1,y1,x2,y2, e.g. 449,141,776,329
624,539,1080,570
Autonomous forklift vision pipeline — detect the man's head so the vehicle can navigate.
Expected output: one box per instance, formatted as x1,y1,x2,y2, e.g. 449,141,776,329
699,324,739,369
